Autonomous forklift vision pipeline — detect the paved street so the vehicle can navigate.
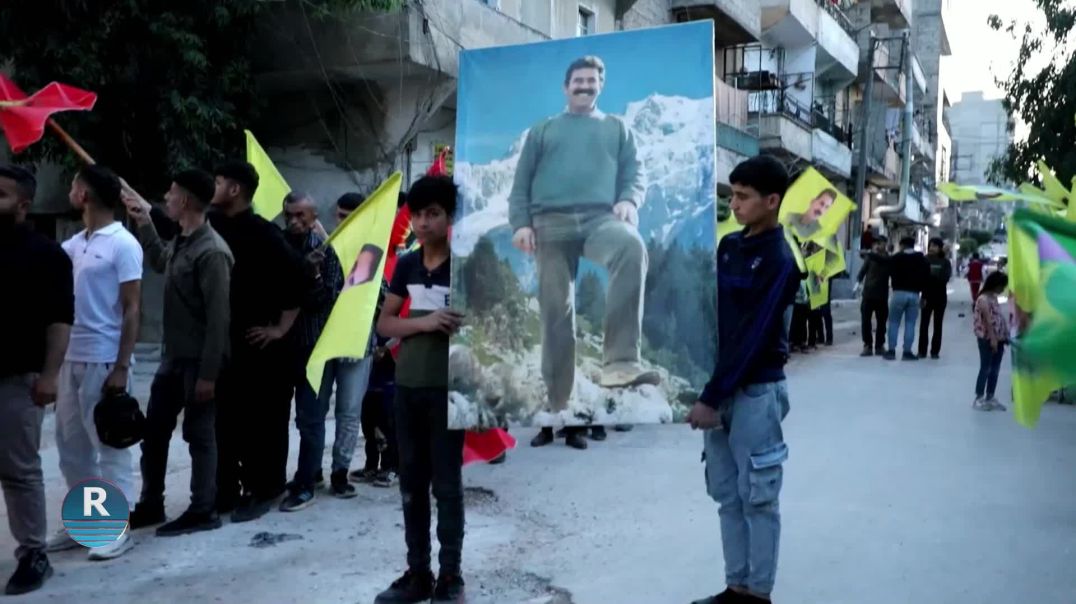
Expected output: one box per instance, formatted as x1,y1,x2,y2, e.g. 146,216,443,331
3,282,1075,603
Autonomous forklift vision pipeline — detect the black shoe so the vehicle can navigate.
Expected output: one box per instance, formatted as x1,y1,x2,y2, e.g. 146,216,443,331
4,551,52,595
279,488,316,512
930,353,940,360
860,346,873,357
489,452,507,465
232,495,272,522
374,569,435,604
350,467,377,483
156,510,222,537
875,346,885,356
690,587,741,604
432,574,465,603
824,340,834,346
902,352,919,361
330,470,357,499
129,501,166,530
373,470,398,488
216,495,239,516
530,427,554,448
565,428,588,450
589,426,607,441
882,350,897,361
613,424,634,432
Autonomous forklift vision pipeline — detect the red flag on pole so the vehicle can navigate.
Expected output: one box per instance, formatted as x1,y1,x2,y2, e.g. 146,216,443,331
0,75,96,154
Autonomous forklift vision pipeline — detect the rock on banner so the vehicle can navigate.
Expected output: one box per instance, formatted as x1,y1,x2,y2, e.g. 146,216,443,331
306,172,401,391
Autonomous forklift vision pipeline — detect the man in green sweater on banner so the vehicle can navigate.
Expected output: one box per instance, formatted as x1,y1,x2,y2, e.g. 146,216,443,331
508,55,656,450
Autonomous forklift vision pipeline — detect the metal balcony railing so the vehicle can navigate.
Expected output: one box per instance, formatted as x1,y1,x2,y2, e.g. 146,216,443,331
814,0,856,37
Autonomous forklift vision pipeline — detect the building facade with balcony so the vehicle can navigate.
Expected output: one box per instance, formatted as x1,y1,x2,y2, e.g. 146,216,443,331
249,0,675,221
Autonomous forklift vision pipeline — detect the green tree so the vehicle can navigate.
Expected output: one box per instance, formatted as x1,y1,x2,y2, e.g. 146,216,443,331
988,2,1076,186
0,0,402,193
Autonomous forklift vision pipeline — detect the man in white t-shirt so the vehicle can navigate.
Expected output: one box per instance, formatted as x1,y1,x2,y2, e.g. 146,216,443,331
47,165,142,561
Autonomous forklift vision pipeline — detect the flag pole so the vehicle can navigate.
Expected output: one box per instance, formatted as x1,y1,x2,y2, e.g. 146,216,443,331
46,119,96,165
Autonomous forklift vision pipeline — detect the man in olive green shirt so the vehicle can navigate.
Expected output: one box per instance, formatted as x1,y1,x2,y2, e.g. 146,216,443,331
121,170,233,536
508,56,656,448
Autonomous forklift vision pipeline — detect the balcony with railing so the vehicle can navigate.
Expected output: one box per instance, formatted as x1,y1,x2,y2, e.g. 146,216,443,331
870,0,911,28
814,0,859,84
811,94,853,178
671,0,761,44
715,77,760,157
741,71,815,161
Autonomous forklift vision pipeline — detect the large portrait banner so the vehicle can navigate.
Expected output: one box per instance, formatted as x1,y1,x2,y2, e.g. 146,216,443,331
448,22,718,430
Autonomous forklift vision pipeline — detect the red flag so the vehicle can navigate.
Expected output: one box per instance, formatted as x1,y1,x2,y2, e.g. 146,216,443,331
463,429,516,466
428,147,450,177
0,76,96,154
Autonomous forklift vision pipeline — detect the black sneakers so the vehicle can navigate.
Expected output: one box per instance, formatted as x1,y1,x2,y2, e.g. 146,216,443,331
530,427,554,447
232,494,273,523
156,510,222,537
5,551,52,595
374,569,435,604
882,350,897,360
902,352,919,361
351,467,377,483
564,428,588,450
432,574,466,603
129,501,167,530
860,345,873,357
279,488,316,512
691,588,771,604
589,426,608,441
330,470,357,499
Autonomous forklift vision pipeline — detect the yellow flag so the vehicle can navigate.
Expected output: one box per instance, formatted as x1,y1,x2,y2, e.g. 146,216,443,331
244,129,290,220
780,167,856,243
305,172,402,390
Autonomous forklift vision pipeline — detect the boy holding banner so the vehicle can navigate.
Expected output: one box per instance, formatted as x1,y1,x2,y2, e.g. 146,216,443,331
688,156,799,604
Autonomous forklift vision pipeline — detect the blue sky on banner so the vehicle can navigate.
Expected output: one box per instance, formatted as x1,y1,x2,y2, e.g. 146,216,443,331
456,21,714,165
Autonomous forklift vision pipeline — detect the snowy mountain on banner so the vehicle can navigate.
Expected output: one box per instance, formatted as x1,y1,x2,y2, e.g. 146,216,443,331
454,93,716,258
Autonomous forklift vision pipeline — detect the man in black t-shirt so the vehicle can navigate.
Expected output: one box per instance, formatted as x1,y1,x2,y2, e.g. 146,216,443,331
0,165,74,595
207,161,307,523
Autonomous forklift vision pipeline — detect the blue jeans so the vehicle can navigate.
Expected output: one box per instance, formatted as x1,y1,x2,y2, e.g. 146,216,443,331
975,338,1006,398
704,381,790,596
888,290,921,353
294,357,372,488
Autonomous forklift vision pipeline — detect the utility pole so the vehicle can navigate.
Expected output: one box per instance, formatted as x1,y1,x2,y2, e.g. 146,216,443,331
851,32,876,252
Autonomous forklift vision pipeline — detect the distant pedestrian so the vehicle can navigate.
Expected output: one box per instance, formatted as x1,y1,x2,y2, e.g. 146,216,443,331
688,156,798,604
856,236,889,356
1,165,73,595
918,237,952,359
967,253,984,301
973,272,1010,411
790,278,811,353
884,237,929,361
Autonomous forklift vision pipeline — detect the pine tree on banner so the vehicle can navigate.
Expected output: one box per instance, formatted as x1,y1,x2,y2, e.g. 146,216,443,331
1008,209,1076,427
404,147,517,464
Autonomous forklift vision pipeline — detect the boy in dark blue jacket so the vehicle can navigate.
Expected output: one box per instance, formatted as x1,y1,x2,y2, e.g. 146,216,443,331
688,155,800,604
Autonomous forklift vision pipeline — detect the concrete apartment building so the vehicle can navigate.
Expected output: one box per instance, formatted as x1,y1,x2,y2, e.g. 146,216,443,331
949,90,1015,235
8,0,955,341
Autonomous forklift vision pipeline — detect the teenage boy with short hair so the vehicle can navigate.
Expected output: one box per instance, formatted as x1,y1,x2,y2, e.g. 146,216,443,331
374,175,466,604
687,155,800,604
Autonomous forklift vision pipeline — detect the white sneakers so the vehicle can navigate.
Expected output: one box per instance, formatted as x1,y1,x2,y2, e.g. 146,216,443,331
87,532,134,561
45,528,134,560
973,397,1008,411
44,529,79,553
